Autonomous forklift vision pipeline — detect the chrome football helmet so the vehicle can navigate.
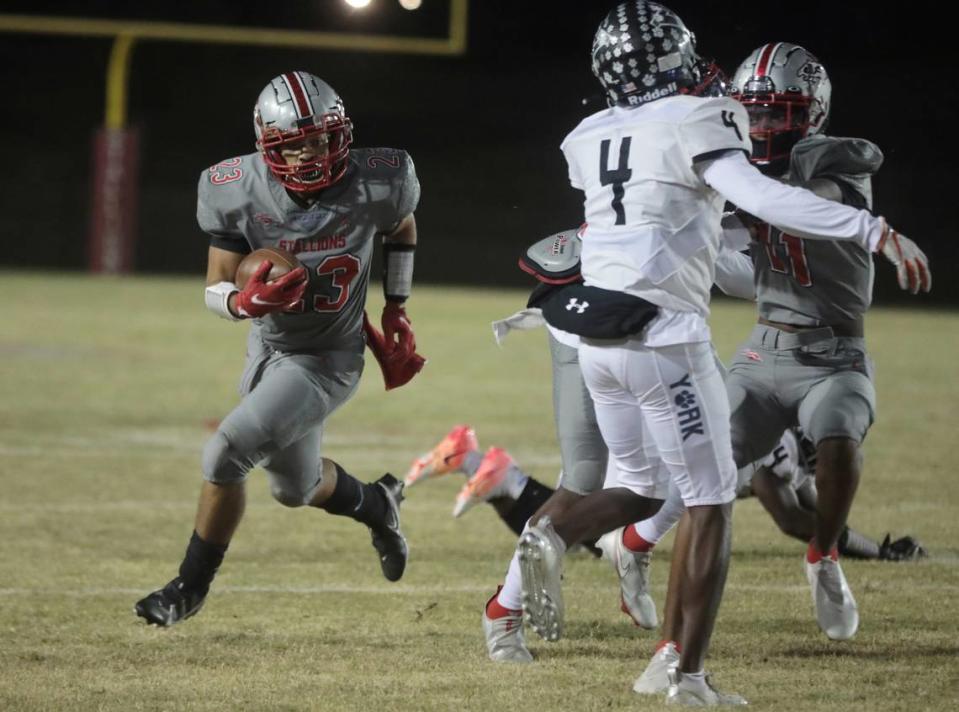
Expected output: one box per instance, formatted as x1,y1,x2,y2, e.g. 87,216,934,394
730,43,831,173
253,71,353,193
592,1,703,107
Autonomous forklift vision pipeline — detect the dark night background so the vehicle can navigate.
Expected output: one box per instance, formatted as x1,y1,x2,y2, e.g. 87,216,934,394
1,1,953,304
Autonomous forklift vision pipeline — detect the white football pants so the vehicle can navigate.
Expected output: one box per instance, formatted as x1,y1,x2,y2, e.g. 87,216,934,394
578,339,737,506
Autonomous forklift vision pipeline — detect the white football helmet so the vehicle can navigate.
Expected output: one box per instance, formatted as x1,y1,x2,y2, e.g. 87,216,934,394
253,71,353,193
730,43,831,173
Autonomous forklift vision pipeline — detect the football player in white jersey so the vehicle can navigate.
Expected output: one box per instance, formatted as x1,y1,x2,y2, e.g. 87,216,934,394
134,72,422,627
504,3,929,706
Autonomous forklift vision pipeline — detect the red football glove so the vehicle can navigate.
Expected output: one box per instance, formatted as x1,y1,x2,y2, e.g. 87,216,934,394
234,260,308,318
363,312,426,390
381,300,416,363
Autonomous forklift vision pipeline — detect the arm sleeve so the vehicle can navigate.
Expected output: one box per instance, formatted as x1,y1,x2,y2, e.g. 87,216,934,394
701,151,884,251
713,248,755,300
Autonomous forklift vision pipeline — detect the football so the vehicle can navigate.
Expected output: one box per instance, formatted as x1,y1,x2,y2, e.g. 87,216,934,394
235,247,302,289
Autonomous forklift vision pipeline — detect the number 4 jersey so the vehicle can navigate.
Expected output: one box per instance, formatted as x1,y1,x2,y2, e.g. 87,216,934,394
197,148,420,353
561,96,751,346
753,135,882,329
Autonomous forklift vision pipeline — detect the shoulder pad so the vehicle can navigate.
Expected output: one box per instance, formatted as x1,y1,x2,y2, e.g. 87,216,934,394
351,147,412,177
790,135,883,183
518,228,582,284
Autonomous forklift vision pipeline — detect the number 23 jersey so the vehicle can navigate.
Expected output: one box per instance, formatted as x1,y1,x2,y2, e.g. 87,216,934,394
561,96,750,344
197,148,420,354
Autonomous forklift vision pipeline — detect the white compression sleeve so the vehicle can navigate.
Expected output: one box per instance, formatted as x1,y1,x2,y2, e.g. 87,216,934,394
702,151,884,251
713,248,755,300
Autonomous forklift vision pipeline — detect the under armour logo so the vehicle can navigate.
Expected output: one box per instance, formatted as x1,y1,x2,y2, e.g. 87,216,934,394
565,298,589,314
675,391,696,408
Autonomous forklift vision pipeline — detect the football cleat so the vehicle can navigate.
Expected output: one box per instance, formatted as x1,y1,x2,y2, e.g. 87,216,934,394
452,447,523,518
878,533,928,561
665,668,748,706
597,527,658,630
134,576,207,627
404,424,479,487
633,642,680,695
369,473,409,582
805,553,858,640
482,588,533,663
517,516,566,642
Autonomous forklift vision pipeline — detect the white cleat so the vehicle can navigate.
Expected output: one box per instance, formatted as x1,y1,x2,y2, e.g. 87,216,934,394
482,608,533,663
665,668,748,706
633,642,680,695
517,516,566,642
597,527,658,630
805,555,859,640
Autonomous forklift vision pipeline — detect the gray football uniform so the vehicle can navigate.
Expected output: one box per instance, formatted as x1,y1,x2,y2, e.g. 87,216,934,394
727,136,880,464
198,148,420,503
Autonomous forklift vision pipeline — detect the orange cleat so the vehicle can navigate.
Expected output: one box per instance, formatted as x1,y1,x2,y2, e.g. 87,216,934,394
404,424,479,488
453,447,522,517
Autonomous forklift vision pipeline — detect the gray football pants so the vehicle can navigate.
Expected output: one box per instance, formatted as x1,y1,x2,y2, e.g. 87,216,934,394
549,332,609,495
202,335,364,507
726,324,875,467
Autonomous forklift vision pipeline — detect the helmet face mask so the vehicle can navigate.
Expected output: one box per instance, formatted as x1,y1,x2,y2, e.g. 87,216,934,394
254,72,353,193
592,2,703,108
731,43,831,174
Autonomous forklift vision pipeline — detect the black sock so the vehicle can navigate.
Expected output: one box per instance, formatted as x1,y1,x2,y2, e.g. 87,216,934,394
321,463,388,528
498,477,555,535
178,531,227,593
837,525,880,560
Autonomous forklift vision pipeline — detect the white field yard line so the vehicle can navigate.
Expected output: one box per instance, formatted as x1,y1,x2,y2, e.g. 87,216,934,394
2,582,959,597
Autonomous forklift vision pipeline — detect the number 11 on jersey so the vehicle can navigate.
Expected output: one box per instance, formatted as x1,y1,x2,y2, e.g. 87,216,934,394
600,137,632,225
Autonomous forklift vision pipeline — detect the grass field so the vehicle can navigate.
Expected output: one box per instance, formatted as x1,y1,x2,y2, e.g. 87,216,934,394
2,271,958,711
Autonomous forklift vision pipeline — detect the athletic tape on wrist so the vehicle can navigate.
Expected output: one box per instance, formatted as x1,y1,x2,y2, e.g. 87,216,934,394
383,243,414,302
205,281,241,321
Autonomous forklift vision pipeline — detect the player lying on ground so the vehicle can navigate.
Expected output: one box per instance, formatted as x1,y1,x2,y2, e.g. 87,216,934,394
135,71,423,627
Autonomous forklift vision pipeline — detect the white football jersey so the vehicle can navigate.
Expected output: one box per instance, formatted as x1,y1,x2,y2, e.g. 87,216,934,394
561,95,750,346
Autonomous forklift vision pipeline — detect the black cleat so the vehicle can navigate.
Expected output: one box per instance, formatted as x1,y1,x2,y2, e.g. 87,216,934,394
134,577,207,627
878,534,928,561
370,473,409,582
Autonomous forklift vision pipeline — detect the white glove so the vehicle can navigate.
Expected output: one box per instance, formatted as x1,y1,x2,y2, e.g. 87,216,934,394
878,221,931,294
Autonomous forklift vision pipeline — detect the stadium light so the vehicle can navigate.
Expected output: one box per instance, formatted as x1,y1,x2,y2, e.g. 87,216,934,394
344,0,372,8
399,0,423,9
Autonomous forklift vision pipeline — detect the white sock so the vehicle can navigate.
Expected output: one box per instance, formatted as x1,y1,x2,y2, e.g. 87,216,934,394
505,465,529,500
634,480,684,544
497,548,524,610
461,450,483,475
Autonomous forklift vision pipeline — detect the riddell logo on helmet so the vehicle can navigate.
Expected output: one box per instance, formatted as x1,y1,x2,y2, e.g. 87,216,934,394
624,81,678,105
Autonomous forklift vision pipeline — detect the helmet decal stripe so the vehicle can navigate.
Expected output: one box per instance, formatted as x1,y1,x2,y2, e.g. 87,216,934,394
755,42,783,78
281,72,314,120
